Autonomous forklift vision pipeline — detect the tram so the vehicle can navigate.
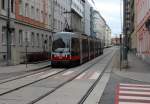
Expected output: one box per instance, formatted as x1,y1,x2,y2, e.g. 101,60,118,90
51,32,104,67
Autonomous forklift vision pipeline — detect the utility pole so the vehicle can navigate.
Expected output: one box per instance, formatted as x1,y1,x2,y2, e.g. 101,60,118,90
51,0,55,61
6,0,11,65
120,34,122,71
25,33,28,68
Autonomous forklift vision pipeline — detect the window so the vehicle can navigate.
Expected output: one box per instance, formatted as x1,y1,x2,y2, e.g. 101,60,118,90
41,34,44,47
31,6,35,19
1,0,5,10
31,32,35,47
19,30,23,46
37,33,40,47
2,27,6,44
49,36,52,50
61,22,63,31
36,8,40,20
58,20,60,30
25,3,29,17
49,15,51,27
41,11,44,22
54,19,57,29
11,0,14,13
19,0,23,15
11,30,16,45
45,35,48,49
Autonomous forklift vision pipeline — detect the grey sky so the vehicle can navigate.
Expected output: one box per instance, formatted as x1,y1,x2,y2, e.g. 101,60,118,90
94,0,123,37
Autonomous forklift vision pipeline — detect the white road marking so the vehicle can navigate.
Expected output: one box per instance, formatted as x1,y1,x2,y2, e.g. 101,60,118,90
119,90,150,95
117,83,150,104
120,87,150,90
119,102,150,104
40,71,58,78
119,96,150,101
62,71,74,76
26,72,45,78
89,72,100,80
120,83,150,87
76,72,86,79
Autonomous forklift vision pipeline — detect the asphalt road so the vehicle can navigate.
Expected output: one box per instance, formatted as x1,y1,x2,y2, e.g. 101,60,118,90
99,72,150,104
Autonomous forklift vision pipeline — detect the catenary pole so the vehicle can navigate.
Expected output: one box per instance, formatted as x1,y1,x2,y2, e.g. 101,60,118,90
6,0,11,65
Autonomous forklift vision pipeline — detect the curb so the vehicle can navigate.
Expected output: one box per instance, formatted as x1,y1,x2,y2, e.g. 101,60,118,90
0,64,51,74
113,69,150,83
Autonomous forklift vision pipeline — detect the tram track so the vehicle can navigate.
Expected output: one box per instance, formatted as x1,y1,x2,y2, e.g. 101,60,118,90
0,49,112,104
28,51,112,104
0,68,67,96
78,50,115,104
0,67,51,84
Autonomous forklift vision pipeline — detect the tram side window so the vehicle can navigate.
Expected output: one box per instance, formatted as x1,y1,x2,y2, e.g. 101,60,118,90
71,38,80,56
90,41,93,53
92,41,94,53
82,39,86,54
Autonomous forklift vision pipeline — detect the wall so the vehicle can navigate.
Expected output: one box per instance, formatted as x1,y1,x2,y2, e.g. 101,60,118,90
84,0,91,36
53,0,71,32
136,0,150,63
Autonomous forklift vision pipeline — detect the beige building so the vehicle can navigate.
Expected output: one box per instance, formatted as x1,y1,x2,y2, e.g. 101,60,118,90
0,0,53,65
53,0,71,32
135,0,150,63
105,25,112,47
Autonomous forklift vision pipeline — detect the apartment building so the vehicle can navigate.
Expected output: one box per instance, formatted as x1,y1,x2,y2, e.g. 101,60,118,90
0,0,109,65
84,0,91,36
0,0,53,65
0,0,16,65
123,0,136,52
91,9,106,41
129,0,136,52
105,25,112,47
53,0,71,32
71,0,85,32
123,0,130,49
135,0,150,63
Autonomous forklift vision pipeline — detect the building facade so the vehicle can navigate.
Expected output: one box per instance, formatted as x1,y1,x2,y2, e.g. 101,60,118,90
91,9,106,42
123,0,130,50
71,0,85,32
111,37,121,45
0,0,110,65
123,0,136,52
53,0,71,32
105,25,112,47
135,0,150,63
0,0,53,65
84,0,91,36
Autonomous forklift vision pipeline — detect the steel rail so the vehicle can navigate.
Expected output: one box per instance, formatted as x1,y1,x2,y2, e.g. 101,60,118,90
78,51,115,104
0,68,67,96
0,66,51,84
28,52,111,104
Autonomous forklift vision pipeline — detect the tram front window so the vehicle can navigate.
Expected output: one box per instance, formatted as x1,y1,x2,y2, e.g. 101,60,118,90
52,33,70,53
55,48,70,53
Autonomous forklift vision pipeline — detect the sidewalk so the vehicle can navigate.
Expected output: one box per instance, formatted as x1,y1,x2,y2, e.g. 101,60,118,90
0,61,51,74
113,51,150,83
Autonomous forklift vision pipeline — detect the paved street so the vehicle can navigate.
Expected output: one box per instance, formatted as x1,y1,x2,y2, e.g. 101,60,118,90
0,47,149,104
0,0,150,103
0,61,51,81
99,48,150,104
99,72,149,104
0,48,115,104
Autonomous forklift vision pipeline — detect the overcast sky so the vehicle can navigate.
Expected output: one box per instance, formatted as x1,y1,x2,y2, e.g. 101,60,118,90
94,0,123,37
